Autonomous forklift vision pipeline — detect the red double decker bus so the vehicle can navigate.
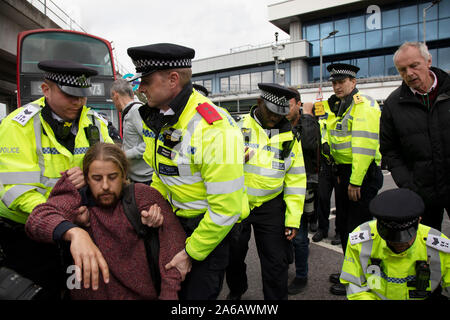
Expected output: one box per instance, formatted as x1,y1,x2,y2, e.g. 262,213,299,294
16,29,119,129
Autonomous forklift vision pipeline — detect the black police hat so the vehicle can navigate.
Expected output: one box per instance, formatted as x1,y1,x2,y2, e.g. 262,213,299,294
193,83,209,97
38,60,98,97
327,63,360,81
127,43,195,82
258,83,297,116
369,188,424,243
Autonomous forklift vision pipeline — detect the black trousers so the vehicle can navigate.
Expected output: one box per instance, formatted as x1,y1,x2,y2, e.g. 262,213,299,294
0,220,66,300
316,157,340,235
421,201,450,232
334,163,383,254
178,215,230,300
226,194,291,300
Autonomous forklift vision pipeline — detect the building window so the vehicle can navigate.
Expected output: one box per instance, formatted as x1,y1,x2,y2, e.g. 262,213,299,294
385,54,397,76
400,24,418,43
439,18,450,39
220,77,229,92
349,15,365,33
438,47,450,71
350,33,365,51
369,56,384,77
240,73,250,91
335,35,349,53
383,27,399,47
230,75,239,91
320,21,334,39
335,18,349,35
400,5,417,25
366,30,382,49
251,72,261,91
204,80,212,93
382,8,399,28
306,24,320,40
262,70,273,83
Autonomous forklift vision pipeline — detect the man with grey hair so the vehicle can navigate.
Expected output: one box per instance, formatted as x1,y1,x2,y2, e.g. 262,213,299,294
110,79,153,184
380,41,450,231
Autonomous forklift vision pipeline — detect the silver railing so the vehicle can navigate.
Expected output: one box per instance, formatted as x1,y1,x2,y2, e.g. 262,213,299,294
26,0,87,32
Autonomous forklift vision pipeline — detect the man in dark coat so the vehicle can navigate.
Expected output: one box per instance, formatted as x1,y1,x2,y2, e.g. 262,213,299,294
380,41,450,231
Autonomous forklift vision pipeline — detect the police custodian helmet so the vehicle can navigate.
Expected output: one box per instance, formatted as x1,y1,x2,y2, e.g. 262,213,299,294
38,60,98,97
369,188,425,243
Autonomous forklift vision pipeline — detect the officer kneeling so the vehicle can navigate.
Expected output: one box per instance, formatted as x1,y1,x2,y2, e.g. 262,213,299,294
340,188,450,300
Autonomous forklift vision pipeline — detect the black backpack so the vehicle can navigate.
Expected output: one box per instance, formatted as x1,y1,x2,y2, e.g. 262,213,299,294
121,183,161,295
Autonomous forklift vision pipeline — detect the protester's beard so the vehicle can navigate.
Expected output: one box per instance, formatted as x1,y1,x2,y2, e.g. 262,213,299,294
94,192,120,208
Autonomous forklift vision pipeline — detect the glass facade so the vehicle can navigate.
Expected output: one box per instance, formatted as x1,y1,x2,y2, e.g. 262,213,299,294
304,0,450,82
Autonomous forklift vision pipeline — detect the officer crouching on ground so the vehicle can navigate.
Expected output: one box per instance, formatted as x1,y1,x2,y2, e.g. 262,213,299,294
340,188,450,300
0,60,112,299
226,83,307,300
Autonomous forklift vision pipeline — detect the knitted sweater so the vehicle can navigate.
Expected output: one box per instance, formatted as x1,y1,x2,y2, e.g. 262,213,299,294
25,173,186,300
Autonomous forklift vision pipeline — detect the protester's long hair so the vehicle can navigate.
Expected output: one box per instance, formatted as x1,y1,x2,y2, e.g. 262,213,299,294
83,142,129,180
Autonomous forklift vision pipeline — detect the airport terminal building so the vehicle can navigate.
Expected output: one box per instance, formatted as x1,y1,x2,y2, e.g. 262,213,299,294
192,0,450,114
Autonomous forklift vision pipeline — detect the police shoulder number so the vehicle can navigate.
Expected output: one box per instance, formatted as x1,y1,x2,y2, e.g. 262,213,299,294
426,235,450,253
349,229,371,245
12,104,41,126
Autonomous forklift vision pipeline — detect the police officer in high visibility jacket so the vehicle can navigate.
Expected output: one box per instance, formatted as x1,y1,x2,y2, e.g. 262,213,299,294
226,83,307,300
0,60,112,299
318,63,384,296
127,43,248,300
340,188,450,300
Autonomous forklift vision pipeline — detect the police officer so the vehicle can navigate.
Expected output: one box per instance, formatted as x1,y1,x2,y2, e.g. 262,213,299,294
340,188,450,300
226,83,307,300
317,63,383,295
127,43,248,300
0,60,112,299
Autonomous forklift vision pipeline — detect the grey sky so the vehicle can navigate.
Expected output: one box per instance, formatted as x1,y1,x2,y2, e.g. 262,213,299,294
57,0,288,74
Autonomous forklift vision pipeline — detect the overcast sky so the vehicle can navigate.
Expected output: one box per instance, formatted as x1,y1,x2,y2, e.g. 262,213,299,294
56,0,289,74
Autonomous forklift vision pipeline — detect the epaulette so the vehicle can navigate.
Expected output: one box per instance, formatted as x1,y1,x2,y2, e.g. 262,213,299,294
12,104,41,126
353,93,364,105
349,229,372,245
426,234,450,253
196,103,222,125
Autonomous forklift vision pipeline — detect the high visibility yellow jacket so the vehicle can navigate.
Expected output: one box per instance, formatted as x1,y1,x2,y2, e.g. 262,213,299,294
316,91,381,186
0,97,112,224
340,220,450,300
239,108,306,228
142,89,249,261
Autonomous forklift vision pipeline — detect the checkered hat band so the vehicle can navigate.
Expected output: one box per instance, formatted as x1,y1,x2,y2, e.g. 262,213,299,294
330,69,356,78
44,72,91,88
261,90,289,108
378,217,419,231
133,58,192,72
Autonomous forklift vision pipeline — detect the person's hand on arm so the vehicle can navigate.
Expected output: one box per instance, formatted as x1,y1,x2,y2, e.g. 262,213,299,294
164,249,192,281
141,204,164,227
65,167,86,190
63,227,110,290
348,184,361,202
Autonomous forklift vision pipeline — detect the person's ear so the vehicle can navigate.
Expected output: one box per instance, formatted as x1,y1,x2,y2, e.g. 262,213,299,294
41,82,51,98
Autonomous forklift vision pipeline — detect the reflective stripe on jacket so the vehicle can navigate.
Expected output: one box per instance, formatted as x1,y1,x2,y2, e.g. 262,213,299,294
143,89,249,261
240,111,306,228
321,92,381,186
0,96,112,224
340,220,450,300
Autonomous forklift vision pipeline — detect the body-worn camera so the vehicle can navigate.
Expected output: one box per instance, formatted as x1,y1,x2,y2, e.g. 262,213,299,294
0,244,43,300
